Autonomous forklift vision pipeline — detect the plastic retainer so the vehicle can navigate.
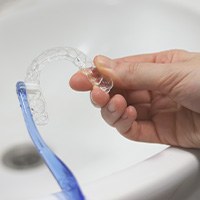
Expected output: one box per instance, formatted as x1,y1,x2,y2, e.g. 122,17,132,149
25,47,113,125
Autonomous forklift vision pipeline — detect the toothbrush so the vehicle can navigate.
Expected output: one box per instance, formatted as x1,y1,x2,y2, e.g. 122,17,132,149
16,81,85,200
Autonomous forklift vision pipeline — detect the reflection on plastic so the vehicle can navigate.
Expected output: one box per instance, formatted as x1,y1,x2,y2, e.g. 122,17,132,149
54,191,72,200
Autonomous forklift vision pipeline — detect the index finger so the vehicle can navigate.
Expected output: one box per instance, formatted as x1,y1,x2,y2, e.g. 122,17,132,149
69,71,92,91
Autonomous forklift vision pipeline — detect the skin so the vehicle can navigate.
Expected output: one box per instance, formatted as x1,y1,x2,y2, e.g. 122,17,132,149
69,50,200,148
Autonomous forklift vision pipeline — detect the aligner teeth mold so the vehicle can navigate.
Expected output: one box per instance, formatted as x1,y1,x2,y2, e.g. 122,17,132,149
25,47,113,126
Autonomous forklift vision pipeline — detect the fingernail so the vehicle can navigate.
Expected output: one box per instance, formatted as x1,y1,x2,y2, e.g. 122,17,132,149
108,102,116,112
94,55,115,70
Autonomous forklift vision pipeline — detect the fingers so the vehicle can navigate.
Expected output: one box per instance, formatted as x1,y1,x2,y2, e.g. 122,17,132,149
94,55,165,90
115,49,193,64
122,121,161,144
69,50,197,146
99,94,137,137
90,87,110,107
101,94,128,126
99,94,161,144
70,50,195,93
69,71,92,91
114,106,137,134
94,54,191,95
70,73,162,144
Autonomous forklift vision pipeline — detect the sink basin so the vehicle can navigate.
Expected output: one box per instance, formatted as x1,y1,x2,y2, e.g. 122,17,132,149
0,0,200,200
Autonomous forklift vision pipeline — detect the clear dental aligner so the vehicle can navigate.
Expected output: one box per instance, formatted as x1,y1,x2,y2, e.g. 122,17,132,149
25,47,113,125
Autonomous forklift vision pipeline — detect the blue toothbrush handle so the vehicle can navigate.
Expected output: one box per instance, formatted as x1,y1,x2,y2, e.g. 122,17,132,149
16,81,85,200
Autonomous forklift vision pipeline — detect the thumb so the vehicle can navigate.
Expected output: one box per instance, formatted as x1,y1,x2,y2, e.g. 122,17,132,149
94,55,184,93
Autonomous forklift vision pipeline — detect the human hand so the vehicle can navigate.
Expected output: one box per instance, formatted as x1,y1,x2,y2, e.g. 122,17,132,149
69,50,200,148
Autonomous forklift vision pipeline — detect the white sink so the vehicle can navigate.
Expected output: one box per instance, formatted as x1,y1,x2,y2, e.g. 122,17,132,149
0,0,200,200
